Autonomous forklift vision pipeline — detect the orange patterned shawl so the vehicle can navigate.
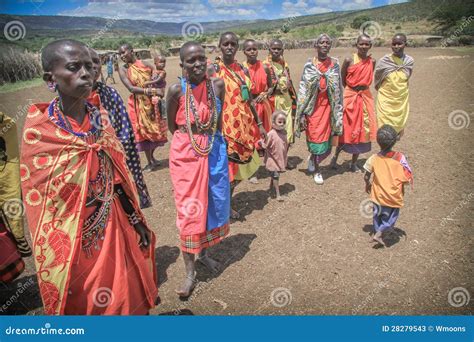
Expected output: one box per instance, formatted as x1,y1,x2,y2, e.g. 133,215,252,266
20,102,156,315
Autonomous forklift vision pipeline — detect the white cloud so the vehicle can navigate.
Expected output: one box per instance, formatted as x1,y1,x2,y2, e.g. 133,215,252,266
388,0,408,4
59,0,210,22
208,0,270,6
281,0,373,17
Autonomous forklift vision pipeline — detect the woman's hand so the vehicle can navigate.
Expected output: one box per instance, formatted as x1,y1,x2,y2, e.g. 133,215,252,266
133,222,151,248
259,125,267,140
300,116,307,131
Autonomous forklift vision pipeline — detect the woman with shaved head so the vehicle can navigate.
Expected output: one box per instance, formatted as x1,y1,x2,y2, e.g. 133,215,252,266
21,39,158,315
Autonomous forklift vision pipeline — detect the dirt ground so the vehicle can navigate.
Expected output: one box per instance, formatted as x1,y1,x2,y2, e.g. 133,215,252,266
0,47,473,316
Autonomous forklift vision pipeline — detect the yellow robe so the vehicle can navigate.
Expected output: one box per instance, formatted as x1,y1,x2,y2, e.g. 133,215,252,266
376,55,410,133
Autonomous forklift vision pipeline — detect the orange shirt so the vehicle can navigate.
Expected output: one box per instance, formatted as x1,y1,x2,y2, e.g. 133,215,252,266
364,153,411,208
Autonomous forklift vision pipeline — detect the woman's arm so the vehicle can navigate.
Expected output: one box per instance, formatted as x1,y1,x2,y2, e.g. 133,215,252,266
114,184,150,248
212,77,225,132
341,56,352,88
166,83,181,134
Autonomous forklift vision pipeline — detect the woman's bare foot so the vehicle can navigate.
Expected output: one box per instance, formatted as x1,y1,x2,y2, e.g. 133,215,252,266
277,195,285,202
197,254,221,273
175,274,196,298
230,208,240,219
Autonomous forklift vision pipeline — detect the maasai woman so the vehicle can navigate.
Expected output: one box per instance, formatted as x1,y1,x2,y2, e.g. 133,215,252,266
330,34,377,172
375,33,414,138
89,49,152,209
243,39,273,184
0,112,32,283
263,39,297,146
118,44,168,172
297,34,343,185
167,42,230,297
21,39,158,315
243,39,273,134
208,32,266,219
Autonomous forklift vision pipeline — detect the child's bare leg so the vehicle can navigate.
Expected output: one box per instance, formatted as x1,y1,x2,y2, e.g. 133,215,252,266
176,251,196,297
273,177,283,201
372,231,386,246
197,249,221,273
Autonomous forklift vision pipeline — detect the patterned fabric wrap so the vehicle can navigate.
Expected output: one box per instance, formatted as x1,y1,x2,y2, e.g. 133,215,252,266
126,60,168,144
0,112,32,256
213,57,257,164
374,53,414,90
92,83,152,209
263,56,297,139
296,57,344,137
20,102,156,315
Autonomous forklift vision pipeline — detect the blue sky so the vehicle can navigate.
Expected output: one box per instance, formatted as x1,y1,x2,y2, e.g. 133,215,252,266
1,0,407,22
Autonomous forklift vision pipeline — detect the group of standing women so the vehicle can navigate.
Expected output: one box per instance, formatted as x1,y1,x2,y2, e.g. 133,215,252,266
6,30,414,314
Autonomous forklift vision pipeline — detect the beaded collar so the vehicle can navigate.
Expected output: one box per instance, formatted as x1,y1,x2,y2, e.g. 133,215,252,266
48,97,102,140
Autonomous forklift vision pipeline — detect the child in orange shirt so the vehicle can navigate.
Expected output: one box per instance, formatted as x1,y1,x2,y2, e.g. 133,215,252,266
363,124,413,246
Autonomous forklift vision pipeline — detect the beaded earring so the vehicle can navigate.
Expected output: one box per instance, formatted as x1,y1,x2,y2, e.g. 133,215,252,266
47,81,57,93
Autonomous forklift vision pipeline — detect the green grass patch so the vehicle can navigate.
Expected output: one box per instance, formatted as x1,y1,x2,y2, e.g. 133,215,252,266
0,77,43,94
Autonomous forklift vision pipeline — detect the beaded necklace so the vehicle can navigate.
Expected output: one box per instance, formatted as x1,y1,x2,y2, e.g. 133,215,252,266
184,79,218,156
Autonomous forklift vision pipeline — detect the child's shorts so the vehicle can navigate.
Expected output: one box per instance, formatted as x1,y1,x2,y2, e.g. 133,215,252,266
373,204,400,232
270,171,280,180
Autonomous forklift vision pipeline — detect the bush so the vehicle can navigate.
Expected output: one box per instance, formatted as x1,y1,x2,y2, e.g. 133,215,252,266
336,24,345,32
458,35,473,45
351,15,371,30
395,25,402,30
0,47,42,85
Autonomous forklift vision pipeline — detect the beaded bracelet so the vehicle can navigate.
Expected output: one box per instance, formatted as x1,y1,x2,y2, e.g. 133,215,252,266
128,211,141,226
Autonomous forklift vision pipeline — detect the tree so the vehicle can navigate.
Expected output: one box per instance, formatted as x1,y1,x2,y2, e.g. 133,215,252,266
351,15,371,30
